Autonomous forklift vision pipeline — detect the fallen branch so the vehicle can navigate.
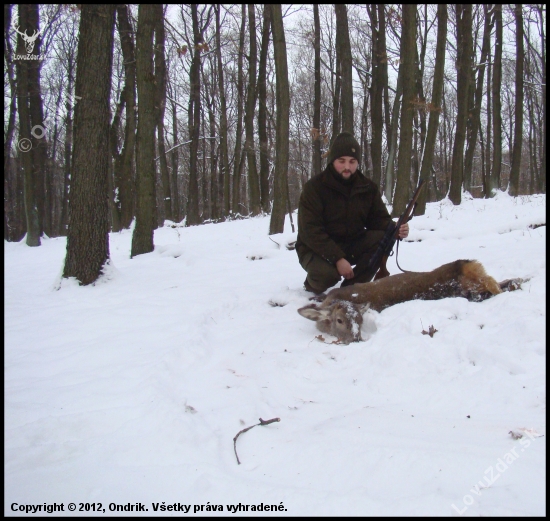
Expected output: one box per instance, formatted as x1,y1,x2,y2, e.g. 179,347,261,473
233,417,280,465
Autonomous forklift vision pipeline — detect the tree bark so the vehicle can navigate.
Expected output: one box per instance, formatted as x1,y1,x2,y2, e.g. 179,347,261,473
269,4,290,235
131,4,157,256
464,4,493,196
392,4,417,217
215,5,231,217
449,4,473,205
245,4,261,216
186,4,204,225
231,5,246,216
490,4,503,196
4,4,18,241
311,4,322,179
115,5,137,229
154,5,171,222
508,4,524,196
63,4,115,283
15,4,41,246
258,5,272,213
26,4,49,237
335,4,353,134
368,5,382,187
416,4,447,215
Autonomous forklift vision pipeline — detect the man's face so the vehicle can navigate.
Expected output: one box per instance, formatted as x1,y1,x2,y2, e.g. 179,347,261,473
333,156,358,180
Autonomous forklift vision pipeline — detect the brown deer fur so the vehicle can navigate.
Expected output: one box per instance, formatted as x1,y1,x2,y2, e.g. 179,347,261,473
323,259,501,312
298,260,508,344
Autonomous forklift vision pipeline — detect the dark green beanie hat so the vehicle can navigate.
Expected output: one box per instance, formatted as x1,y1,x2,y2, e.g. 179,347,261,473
327,132,361,164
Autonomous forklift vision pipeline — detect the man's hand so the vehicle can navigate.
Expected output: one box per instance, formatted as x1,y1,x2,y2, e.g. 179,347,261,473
398,222,409,239
336,258,354,279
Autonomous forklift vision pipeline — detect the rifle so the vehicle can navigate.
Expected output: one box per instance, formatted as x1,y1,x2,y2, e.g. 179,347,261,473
366,179,426,281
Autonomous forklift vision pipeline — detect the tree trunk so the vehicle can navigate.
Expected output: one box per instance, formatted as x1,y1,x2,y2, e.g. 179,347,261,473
537,4,546,193
63,4,115,284
231,5,246,216
392,4,417,217
170,97,181,222
26,4,49,238
131,4,157,256
154,5,171,222
464,4,493,196
335,4,353,134
449,4,473,205
483,26,492,198
368,5,382,187
416,4,447,215
15,4,41,246
379,5,391,152
269,4,290,235
490,5,503,196
311,4,321,179
245,4,261,216
258,6,272,212
186,4,203,225
384,72,403,204
508,4,523,196
60,55,75,237
4,4,18,241
115,5,137,228
215,5,231,217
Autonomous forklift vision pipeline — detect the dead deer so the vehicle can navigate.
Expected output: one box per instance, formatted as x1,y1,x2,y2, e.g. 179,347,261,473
298,259,523,344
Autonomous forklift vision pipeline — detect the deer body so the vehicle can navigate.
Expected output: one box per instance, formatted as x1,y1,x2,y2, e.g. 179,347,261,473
298,260,505,344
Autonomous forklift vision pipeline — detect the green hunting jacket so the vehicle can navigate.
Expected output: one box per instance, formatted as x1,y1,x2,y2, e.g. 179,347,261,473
296,164,393,265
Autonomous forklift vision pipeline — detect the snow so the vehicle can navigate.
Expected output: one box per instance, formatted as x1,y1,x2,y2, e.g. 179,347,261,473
5,192,546,516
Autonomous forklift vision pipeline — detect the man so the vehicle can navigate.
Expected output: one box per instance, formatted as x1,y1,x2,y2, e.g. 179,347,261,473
296,131,409,294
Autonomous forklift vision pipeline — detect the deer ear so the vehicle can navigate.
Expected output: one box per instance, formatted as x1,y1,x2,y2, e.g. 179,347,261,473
297,304,330,322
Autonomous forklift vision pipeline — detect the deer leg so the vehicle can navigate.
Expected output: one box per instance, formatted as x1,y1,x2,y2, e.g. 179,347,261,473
498,278,525,292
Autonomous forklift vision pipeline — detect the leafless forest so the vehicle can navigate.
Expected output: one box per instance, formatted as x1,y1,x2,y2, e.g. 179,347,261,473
3,5,546,283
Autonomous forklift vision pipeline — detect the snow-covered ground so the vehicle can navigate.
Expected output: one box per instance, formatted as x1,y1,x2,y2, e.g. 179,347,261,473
5,192,545,516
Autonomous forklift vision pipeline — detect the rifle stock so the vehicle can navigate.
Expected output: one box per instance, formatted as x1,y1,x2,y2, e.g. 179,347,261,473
367,180,426,281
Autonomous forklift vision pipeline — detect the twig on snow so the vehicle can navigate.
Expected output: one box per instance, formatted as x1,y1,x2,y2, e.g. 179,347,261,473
233,417,280,465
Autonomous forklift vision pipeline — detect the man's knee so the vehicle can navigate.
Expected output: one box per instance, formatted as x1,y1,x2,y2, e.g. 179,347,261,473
301,253,340,292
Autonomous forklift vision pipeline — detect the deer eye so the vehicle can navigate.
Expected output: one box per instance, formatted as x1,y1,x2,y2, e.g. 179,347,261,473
337,318,343,324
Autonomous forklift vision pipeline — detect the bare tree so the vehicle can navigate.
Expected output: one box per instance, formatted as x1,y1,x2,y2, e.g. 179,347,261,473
214,5,231,217
15,4,41,246
114,5,137,229
269,4,290,235
186,5,211,225
464,5,494,195
334,4,353,134
368,4,383,187
258,5,272,211
131,4,158,256
63,4,115,284
490,4,503,196
154,5,171,222
231,5,247,216
4,4,21,241
416,4,447,214
392,4,417,217
245,4,261,216
509,4,524,196
449,4,473,205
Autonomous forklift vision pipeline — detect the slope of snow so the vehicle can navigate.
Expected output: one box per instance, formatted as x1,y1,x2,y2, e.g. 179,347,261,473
5,193,545,516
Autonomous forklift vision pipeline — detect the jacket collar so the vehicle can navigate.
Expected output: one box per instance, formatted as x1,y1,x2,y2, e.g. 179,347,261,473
322,164,371,196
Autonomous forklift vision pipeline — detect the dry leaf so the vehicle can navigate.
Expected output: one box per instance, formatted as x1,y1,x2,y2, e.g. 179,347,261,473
422,324,438,337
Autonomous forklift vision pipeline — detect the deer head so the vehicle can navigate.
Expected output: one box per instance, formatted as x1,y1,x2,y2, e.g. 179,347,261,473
298,300,370,344
14,25,41,54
